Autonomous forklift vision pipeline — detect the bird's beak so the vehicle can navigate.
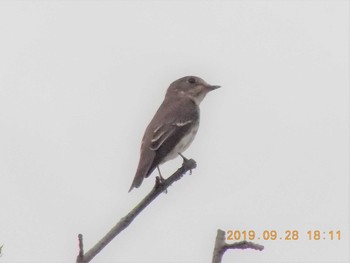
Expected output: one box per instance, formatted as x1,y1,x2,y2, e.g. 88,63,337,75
207,84,221,91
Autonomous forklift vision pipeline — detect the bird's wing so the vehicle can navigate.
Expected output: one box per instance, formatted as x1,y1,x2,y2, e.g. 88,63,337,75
149,96,198,152
149,123,178,151
145,101,198,176
129,98,198,191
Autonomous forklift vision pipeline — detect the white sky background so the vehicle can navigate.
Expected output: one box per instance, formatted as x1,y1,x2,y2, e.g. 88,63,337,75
0,1,349,262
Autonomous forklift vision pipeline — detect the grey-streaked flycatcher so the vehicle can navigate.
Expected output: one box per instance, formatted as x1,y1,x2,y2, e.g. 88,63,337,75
129,76,220,192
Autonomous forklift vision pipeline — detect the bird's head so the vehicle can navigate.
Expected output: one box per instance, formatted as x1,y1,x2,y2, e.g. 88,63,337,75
166,76,220,105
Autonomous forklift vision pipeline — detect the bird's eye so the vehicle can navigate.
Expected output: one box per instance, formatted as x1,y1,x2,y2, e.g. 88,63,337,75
188,77,196,84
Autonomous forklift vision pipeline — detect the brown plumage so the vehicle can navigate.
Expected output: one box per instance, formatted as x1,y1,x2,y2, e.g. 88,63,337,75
129,76,220,192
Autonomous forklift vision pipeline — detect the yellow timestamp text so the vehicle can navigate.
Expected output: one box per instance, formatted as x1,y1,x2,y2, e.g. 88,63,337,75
226,230,341,241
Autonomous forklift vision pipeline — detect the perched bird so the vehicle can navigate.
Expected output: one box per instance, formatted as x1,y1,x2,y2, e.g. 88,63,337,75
129,76,220,192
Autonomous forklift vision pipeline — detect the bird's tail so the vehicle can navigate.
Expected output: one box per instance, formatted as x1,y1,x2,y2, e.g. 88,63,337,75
128,170,145,192
128,152,155,192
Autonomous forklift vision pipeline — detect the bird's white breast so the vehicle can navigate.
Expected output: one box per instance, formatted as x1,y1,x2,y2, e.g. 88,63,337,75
161,123,199,163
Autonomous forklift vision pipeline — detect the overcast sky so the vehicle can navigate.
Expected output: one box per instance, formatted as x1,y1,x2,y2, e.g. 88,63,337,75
0,1,349,263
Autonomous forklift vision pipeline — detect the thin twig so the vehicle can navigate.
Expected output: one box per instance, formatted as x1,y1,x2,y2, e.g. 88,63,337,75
212,229,264,263
76,158,197,263
76,234,84,262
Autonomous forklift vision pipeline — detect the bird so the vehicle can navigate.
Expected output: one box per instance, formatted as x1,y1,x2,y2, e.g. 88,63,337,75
129,76,220,192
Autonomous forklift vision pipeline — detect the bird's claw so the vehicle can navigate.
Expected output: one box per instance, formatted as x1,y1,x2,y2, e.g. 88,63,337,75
179,152,189,163
155,175,167,194
179,153,193,174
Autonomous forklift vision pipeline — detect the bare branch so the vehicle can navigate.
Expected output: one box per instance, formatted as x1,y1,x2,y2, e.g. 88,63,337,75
212,229,264,263
76,158,197,263
76,234,84,262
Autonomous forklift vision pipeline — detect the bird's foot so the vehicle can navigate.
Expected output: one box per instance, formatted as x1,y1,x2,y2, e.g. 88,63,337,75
179,153,194,175
179,152,189,162
159,174,165,183
155,175,168,194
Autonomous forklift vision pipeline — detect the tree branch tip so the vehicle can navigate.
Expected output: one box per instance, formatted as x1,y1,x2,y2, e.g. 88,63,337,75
77,233,84,262
225,240,264,251
185,158,197,169
75,161,198,262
